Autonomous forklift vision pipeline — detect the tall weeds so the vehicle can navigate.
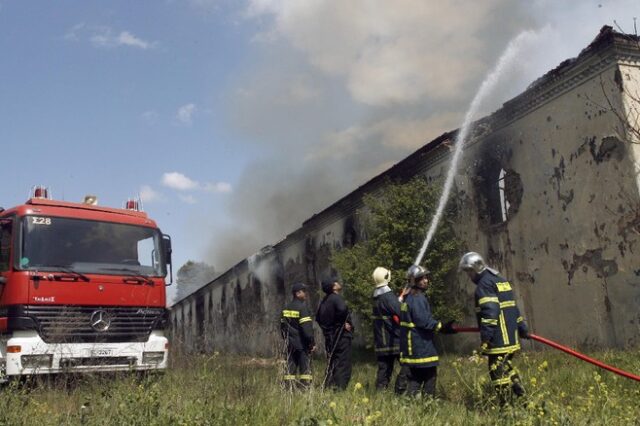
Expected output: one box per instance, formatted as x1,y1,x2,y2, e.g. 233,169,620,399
0,349,638,425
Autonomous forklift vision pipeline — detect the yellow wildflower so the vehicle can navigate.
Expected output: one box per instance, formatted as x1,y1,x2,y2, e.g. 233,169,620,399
354,382,363,391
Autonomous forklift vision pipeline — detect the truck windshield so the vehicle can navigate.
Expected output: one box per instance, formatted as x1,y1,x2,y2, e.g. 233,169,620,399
19,216,165,277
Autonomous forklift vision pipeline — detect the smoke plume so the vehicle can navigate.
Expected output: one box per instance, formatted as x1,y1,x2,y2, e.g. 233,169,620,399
205,0,639,271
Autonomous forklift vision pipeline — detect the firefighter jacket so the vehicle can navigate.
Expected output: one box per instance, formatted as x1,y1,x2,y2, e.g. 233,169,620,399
372,286,401,356
474,270,529,355
280,299,315,352
316,293,353,342
399,291,441,368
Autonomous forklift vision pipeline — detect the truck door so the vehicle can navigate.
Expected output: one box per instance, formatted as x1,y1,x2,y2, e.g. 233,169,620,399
0,218,12,294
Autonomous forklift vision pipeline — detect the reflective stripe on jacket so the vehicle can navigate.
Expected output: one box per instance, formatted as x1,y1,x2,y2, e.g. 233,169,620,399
372,288,401,355
399,292,441,368
280,299,315,351
474,270,529,355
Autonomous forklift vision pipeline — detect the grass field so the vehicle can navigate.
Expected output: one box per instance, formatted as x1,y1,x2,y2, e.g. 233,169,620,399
0,348,639,425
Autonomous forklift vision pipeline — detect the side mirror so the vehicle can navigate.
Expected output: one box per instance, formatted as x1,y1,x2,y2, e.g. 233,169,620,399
162,235,172,265
0,277,6,284
162,234,173,286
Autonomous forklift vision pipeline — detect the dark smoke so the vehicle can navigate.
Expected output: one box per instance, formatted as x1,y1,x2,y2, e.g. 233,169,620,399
204,0,637,272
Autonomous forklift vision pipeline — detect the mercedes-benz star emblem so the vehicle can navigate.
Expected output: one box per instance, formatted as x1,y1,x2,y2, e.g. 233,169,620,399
90,310,112,332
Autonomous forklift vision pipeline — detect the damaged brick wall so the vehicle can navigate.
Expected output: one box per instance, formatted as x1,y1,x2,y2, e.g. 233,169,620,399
170,29,640,354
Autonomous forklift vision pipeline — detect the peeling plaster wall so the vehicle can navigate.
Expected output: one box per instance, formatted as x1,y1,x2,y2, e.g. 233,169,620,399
454,63,640,348
171,31,640,354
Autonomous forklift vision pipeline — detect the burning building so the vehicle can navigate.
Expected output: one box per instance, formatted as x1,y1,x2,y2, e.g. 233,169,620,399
170,27,640,355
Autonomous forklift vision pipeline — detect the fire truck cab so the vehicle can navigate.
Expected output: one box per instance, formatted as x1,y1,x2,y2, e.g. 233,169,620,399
0,188,171,379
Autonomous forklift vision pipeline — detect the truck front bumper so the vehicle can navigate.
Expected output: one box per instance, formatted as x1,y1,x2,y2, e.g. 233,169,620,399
1,330,168,376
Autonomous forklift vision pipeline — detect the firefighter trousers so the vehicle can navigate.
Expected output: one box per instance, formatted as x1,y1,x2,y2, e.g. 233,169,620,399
324,334,352,390
487,353,525,398
406,366,437,398
284,347,312,390
375,354,409,394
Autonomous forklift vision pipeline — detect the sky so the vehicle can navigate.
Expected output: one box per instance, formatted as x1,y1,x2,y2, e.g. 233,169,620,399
0,1,638,302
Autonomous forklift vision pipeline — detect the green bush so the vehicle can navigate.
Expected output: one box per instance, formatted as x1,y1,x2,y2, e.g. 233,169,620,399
331,177,464,332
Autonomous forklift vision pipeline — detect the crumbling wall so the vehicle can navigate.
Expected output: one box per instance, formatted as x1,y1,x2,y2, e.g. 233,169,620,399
170,32,640,354
453,63,640,348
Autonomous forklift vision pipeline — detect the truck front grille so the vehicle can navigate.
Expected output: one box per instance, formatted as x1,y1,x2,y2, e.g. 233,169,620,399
21,305,166,343
60,357,137,368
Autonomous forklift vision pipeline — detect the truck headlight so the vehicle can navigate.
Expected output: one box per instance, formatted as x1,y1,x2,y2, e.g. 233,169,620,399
142,351,165,364
21,354,53,369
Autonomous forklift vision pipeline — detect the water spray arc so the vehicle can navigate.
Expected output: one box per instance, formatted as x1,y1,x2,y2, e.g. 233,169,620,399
413,30,539,267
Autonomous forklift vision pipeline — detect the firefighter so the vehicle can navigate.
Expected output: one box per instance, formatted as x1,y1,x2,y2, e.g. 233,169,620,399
371,266,408,393
459,252,529,400
399,266,455,397
316,277,353,390
280,282,316,390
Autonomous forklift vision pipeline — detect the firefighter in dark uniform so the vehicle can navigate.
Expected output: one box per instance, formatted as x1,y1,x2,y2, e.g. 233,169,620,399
280,282,316,389
399,265,455,397
316,277,353,390
459,252,529,400
371,266,408,393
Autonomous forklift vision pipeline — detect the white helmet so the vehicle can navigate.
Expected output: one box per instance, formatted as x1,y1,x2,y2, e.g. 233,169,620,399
459,252,488,273
372,267,391,287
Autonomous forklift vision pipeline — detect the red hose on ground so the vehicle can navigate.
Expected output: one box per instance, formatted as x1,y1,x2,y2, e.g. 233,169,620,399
453,327,640,382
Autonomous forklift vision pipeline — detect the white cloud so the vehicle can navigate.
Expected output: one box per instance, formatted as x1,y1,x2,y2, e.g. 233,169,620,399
139,185,163,203
204,182,233,193
117,31,153,49
161,172,232,196
162,172,199,191
176,103,197,125
65,24,156,50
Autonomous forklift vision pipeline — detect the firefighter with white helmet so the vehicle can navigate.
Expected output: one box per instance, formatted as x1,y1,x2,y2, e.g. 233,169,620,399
371,267,408,393
459,252,529,401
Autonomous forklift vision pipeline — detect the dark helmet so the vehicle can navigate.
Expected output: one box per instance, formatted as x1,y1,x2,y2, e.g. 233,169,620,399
291,282,307,294
406,265,429,281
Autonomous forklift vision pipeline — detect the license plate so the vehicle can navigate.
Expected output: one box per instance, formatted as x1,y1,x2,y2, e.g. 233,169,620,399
90,349,114,357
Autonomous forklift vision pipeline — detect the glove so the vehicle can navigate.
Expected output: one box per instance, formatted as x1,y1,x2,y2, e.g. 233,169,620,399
518,329,530,339
479,342,489,354
440,320,457,335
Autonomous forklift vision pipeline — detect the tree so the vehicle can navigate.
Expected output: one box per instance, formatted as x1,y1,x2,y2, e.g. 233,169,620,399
174,260,217,302
331,177,463,333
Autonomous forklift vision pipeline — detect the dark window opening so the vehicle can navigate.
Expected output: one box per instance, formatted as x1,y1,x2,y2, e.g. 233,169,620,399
252,275,262,301
208,292,214,319
234,282,242,305
343,217,358,248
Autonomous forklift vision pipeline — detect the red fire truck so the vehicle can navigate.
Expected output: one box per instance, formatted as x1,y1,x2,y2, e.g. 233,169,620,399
0,187,171,379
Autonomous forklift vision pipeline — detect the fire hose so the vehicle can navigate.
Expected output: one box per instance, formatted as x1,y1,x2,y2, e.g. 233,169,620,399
453,327,640,382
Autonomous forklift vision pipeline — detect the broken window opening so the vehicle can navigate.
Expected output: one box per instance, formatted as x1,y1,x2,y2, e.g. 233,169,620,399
498,168,511,223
